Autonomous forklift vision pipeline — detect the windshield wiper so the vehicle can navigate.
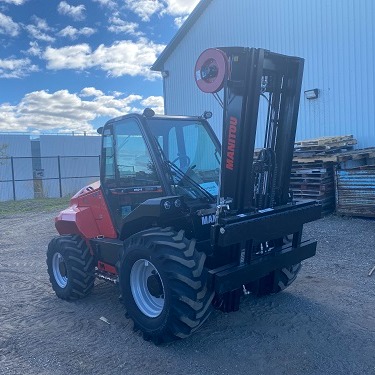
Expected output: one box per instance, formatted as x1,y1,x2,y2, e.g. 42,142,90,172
152,136,214,202
166,160,215,202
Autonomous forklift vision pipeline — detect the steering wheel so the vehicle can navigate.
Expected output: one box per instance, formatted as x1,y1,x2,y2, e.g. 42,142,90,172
171,155,191,168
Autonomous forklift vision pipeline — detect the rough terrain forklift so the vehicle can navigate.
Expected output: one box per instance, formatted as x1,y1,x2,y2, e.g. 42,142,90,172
47,47,321,343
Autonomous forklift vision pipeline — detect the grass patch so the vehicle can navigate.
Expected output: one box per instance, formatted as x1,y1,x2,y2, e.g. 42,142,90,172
0,197,71,216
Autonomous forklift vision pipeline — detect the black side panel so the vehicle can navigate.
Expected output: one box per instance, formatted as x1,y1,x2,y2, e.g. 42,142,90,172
90,238,123,266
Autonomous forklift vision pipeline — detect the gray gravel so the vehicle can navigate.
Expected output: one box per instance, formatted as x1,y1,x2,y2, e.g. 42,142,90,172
0,212,374,375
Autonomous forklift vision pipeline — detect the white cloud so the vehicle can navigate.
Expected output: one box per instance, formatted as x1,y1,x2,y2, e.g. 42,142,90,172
44,44,91,70
125,0,163,22
0,12,20,36
0,88,164,133
58,25,96,39
111,91,123,97
25,41,42,56
0,57,38,78
58,1,86,21
0,0,27,4
108,17,144,36
123,0,199,26
24,16,55,42
92,0,116,8
140,95,164,114
43,39,165,79
174,15,188,28
163,0,199,16
80,87,104,97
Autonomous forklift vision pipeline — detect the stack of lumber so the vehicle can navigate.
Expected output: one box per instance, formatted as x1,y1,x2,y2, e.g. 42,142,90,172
335,148,375,217
290,160,336,214
293,135,356,161
291,135,357,215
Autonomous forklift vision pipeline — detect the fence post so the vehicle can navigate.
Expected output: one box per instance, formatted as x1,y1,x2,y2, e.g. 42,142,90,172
57,156,62,198
10,156,16,201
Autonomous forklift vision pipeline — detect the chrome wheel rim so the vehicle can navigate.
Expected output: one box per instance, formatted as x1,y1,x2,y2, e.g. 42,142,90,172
52,252,68,288
130,259,165,318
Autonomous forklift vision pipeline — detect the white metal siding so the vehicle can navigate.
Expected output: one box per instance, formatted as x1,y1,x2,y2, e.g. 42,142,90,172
0,134,101,201
0,135,33,201
40,135,101,197
163,0,375,147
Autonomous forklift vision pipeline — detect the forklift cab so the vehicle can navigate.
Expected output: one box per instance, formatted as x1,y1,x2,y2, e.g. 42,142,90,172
100,114,221,232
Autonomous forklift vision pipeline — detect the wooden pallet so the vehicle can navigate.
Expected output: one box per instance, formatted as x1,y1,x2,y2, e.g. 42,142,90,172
291,171,333,179
294,135,357,163
295,135,354,147
291,152,336,215
294,140,357,151
293,156,338,163
290,178,333,186
294,146,354,158
336,147,375,162
292,160,335,169
293,191,333,198
295,196,333,203
291,183,333,192
350,164,375,170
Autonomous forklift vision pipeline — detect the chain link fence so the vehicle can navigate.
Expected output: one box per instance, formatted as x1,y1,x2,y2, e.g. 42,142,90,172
0,155,100,201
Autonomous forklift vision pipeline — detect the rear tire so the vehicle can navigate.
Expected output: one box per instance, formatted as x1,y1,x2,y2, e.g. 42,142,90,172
119,227,214,344
248,263,302,297
47,235,95,300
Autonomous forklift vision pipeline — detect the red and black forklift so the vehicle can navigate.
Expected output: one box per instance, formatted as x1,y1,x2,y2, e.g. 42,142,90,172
47,47,321,343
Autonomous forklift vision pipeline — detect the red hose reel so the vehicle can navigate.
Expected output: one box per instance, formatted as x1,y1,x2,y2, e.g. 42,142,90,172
194,48,229,93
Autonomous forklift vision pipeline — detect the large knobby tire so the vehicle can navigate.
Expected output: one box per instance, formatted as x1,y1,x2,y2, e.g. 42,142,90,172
46,235,95,300
248,263,302,297
119,227,214,344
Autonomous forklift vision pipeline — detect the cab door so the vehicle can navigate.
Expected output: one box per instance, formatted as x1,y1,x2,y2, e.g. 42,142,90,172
101,117,165,232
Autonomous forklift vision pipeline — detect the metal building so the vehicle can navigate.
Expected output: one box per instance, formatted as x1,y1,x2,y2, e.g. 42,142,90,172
0,134,34,201
39,135,101,198
0,134,101,201
152,0,375,148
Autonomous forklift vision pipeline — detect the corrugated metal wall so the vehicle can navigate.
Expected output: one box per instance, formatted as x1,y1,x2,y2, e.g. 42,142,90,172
0,135,33,201
40,135,101,198
0,135,101,201
163,0,375,148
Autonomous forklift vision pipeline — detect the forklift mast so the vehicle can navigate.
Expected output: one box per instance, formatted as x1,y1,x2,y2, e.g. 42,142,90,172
195,47,304,216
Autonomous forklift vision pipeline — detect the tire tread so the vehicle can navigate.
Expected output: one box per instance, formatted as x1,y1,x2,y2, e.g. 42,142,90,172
47,235,95,300
120,227,213,343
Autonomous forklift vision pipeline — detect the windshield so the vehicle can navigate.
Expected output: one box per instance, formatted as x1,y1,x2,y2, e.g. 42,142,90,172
147,119,221,198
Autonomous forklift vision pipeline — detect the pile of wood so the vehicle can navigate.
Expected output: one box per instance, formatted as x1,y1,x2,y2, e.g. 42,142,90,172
290,160,336,214
335,148,375,217
291,135,357,215
294,135,357,160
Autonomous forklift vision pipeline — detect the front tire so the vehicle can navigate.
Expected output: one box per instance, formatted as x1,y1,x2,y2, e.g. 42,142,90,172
119,227,214,344
46,235,95,300
248,263,302,297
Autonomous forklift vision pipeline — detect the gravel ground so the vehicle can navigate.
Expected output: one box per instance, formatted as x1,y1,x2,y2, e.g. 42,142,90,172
0,212,374,375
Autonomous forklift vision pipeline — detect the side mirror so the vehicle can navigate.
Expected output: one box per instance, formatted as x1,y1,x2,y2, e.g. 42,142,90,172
143,108,155,117
97,126,103,135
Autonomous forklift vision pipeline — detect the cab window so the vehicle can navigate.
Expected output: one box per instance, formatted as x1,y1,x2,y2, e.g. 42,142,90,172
112,119,161,188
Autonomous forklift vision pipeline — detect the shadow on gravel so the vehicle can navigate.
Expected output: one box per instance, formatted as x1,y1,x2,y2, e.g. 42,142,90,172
161,292,374,374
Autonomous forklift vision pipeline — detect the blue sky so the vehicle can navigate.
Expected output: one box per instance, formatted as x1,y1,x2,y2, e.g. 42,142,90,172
0,0,199,134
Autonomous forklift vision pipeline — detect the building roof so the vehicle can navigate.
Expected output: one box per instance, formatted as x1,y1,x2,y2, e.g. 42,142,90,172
151,0,213,72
